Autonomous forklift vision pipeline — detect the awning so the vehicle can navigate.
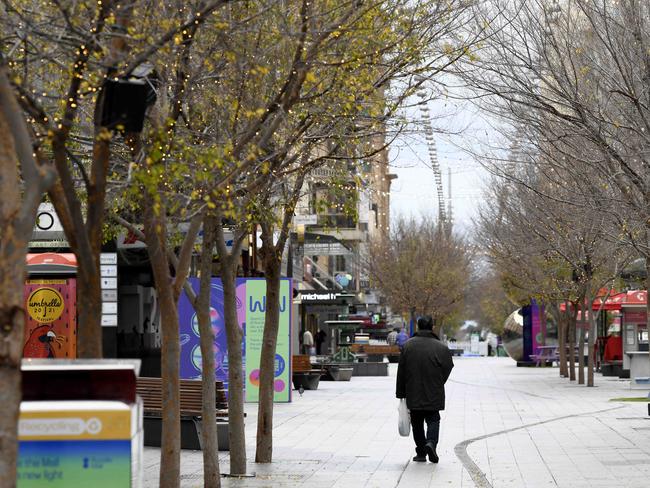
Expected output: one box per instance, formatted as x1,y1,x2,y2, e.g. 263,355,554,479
560,289,646,312
26,252,77,275
303,232,353,256
621,290,646,308
593,291,627,310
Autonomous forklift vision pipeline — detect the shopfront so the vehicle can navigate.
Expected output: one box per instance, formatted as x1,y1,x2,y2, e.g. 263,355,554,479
298,290,354,355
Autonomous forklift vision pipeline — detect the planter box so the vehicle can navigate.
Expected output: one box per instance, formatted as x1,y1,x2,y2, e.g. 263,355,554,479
352,362,389,376
292,372,321,390
143,417,229,451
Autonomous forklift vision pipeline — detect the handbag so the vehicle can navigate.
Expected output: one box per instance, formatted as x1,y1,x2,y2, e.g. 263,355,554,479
398,399,410,437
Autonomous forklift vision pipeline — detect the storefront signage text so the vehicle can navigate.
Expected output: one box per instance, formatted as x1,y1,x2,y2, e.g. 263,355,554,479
300,292,338,302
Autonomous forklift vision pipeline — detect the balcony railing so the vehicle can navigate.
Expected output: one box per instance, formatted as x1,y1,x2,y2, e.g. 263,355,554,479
309,213,357,229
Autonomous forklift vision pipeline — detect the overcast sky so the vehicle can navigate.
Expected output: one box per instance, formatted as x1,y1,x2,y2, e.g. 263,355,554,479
388,88,494,235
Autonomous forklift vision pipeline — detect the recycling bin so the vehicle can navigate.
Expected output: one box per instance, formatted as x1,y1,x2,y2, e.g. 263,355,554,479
18,359,143,488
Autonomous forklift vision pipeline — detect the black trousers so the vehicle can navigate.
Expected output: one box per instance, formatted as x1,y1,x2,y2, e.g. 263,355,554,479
410,410,440,456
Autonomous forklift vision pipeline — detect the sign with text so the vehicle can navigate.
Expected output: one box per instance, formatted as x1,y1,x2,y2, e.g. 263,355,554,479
245,279,291,403
299,291,339,303
23,280,76,359
18,403,133,487
178,278,291,402
100,254,118,328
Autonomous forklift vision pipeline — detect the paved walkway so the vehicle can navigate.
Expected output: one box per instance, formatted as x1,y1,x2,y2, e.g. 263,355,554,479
143,358,650,487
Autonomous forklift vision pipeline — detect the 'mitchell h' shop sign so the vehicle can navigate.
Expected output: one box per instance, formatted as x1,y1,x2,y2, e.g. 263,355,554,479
299,291,339,303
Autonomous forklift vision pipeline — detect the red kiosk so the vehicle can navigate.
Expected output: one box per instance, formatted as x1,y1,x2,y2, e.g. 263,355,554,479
24,253,78,359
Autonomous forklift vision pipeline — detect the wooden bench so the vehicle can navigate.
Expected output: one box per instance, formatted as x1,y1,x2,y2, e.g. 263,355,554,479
136,377,230,450
292,355,323,390
350,344,401,362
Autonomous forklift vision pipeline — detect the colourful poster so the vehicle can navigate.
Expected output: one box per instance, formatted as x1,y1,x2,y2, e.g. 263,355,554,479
179,278,291,402
178,278,246,393
23,279,77,359
245,279,291,403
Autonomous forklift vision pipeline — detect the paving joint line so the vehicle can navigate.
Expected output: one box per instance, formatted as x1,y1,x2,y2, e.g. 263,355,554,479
448,378,554,400
454,405,625,488
391,459,410,488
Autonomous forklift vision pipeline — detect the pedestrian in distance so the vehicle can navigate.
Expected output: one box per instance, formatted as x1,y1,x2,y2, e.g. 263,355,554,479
303,329,314,355
396,327,409,352
396,315,454,463
387,328,398,346
315,329,327,355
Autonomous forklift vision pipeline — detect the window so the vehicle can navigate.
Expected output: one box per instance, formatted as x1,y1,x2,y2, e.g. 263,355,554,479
639,326,648,344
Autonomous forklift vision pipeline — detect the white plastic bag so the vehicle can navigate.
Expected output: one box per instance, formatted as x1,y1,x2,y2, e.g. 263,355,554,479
398,399,410,437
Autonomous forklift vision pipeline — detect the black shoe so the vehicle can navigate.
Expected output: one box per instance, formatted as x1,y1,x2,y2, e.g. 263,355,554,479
425,442,439,463
412,454,427,462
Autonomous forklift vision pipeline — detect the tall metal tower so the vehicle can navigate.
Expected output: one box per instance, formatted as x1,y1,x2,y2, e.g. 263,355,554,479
417,91,451,232
447,167,453,228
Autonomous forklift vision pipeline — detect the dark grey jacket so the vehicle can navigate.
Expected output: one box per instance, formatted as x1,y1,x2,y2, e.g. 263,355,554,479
396,331,454,411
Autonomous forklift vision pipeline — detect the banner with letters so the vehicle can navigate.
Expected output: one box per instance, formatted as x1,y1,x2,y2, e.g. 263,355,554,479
178,278,291,402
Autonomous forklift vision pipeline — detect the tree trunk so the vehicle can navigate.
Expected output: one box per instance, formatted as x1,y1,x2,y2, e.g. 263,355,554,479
0,233,27,488
255,242,281,464
212,216,247,476
143,201,180,488
568,303,577,381
555,304,567,377
76,269,103,358
254,172,302,464
0,96,25,488
196,215,220,487
578,301,585,385
0,298,23,488
559,309,568,378
220,260,247,475
0,61,53,488
587,292,596,387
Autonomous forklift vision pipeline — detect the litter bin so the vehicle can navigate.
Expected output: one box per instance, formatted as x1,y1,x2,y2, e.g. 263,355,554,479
18,359,143,488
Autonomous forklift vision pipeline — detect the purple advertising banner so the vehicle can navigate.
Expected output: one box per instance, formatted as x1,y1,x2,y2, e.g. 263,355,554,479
531,299,546,355
179,277,292,402
178,278,246,392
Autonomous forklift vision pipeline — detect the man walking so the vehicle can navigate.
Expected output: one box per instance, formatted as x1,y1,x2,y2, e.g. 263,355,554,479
396,316,454,463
